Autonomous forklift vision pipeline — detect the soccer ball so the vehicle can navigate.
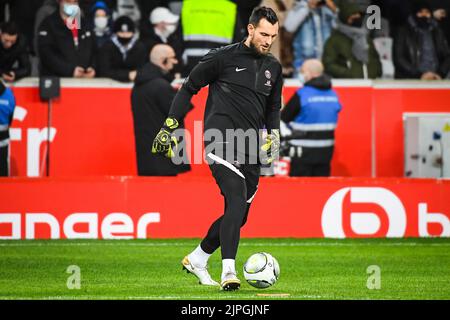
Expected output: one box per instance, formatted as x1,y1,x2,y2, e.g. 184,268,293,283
243,252,280,289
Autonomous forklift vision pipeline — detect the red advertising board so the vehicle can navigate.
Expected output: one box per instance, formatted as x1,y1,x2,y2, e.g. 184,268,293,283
8,80,450,178
0,176,448,239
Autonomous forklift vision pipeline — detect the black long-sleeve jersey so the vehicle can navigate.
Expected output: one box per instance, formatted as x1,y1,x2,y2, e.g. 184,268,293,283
168,40,283,164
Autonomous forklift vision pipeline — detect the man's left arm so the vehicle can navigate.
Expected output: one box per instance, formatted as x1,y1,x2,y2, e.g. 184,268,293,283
265,71,283,132
261,70,283,163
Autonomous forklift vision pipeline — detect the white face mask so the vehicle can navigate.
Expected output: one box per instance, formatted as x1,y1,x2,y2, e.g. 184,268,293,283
156,24,177,40
164,24,177,36
95,16,108,30
63,3,80,17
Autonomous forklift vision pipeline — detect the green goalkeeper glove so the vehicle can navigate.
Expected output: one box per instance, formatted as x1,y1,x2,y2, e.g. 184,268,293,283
261,129,280,164
152,117,179,158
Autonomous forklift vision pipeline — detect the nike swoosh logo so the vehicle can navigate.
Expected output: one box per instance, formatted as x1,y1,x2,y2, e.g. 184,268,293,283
235,67,247,72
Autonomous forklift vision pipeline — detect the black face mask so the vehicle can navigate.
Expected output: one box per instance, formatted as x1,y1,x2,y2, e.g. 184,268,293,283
117,36,132,45
350,17,364,28
416,16,431,28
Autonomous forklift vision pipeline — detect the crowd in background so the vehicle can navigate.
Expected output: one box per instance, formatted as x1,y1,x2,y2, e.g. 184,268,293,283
0,0,449,83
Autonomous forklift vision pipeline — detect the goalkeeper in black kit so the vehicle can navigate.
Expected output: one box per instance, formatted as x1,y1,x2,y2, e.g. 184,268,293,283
152,7,283,291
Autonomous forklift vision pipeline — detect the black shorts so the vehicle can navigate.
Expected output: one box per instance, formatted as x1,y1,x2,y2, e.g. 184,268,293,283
207,152,260,204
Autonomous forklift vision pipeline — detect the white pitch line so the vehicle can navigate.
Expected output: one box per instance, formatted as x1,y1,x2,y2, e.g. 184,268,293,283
3,294,396,300
0,295,324,300
0,242,449,247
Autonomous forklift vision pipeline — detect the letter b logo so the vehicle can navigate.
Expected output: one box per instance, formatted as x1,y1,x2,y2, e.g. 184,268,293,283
322,187,407,238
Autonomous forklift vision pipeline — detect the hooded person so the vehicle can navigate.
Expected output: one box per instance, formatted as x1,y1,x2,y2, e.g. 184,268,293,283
97,15,147,82
131,44,191,176
394,0,450,79
322,1,382,79
90,1,113,49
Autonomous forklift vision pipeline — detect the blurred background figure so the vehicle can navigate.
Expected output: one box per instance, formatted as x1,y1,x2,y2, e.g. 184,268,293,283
260,0,295,76
282,0,337,78
233,0,263,41
429,0,450,44
394,0,450,80
322,1,381,79
1,0,44,55
38,0,97,78
0,21,31,82
78,0,115,15
181,0,242,76
131,44,190,176
115,0,140,23
281,59,341,177
33,0,58,57
0,80,15,176
90,0,113,49
140,6,183,76
98,15,146,82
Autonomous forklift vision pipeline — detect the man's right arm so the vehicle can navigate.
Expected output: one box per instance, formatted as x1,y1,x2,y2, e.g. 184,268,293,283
152,48,224,157
168,48,223,121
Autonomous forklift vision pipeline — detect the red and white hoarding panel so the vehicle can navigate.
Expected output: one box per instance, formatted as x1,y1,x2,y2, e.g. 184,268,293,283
0,177,448,239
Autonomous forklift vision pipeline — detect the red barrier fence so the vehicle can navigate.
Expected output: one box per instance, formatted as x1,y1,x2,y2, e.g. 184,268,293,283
0,176,448,239
8,79,450,178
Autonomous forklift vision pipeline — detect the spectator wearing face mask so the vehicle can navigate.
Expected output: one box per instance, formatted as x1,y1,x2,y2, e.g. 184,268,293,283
0,21,31,82
90,1,113,49
38,0,97,78
322,2,381,79
140,7,184,75
394,0,450,80
97,15,147,82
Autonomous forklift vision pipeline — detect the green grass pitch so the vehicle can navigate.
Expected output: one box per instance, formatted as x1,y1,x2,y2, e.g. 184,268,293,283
0,238,449,300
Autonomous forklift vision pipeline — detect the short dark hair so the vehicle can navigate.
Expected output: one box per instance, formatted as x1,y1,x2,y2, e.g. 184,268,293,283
0,21,19,36
248,6,279,26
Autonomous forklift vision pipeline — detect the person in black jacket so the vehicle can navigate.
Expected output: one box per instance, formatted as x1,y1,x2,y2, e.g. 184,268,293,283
98,16,147,82
429,0,450,45
394,0,450,79
152,7,282,291
37,0,97,78
0,21,31,82
131,44,190,176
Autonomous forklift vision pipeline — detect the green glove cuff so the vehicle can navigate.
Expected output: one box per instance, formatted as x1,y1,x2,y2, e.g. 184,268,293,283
163,117,179,131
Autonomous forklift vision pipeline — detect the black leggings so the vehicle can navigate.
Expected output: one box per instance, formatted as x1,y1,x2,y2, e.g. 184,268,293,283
200,160,260,259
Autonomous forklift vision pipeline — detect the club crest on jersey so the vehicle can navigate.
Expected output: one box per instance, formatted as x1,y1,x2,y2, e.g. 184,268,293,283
265,70,271,79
